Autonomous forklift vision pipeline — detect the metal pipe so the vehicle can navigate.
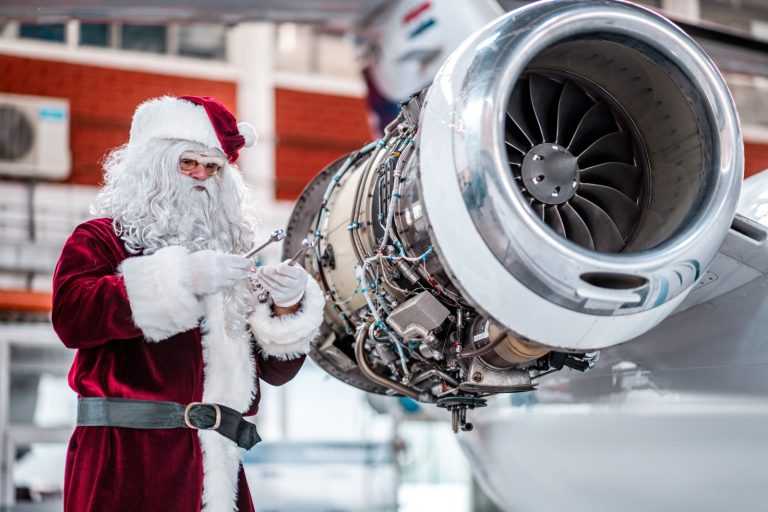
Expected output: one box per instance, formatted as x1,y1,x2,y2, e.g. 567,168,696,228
378,140,414,253
354,323,426,401
411,368,459,388
395,260,420,283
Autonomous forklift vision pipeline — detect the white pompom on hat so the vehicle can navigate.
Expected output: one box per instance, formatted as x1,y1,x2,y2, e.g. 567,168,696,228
128,95,256,163
237,122,257,147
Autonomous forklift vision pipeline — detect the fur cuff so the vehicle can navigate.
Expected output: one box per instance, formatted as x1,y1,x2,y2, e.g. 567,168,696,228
119,245,203,342
248,276,325,360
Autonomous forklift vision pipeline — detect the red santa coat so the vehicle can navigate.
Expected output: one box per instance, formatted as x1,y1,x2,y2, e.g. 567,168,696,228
52,218,326,512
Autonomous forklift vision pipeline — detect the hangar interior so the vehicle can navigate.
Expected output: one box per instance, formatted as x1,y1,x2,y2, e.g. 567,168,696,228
1,0,768,511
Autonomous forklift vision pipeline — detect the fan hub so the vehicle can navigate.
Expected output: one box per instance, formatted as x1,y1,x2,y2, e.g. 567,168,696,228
521,144,578,205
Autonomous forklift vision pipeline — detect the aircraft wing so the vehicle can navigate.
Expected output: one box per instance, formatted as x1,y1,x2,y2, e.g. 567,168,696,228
675,171,768,314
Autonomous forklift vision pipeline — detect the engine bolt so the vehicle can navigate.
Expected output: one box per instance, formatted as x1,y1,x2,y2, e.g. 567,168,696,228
472,372,483,383
532,154,543,161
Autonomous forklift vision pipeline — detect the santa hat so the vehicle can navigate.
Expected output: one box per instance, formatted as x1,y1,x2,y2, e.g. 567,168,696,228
128,95,257,163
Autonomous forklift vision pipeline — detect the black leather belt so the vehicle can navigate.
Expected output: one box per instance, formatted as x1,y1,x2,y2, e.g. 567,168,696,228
77,397,261,450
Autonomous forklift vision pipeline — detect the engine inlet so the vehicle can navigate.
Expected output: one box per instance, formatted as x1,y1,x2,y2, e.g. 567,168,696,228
508,72,645,252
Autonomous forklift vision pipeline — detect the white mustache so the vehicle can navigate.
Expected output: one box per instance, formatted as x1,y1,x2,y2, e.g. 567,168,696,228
182,175,218,197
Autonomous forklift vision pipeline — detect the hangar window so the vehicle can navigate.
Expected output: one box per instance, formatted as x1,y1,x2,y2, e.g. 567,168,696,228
121,24,167,54
275,23,358,78
177,24,227,60
19,23,65,43
79,23,110,47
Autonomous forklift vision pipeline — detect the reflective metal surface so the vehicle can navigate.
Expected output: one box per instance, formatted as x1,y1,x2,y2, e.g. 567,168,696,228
418,0,742,349
458,168,768,510
462,250,768,511
463,394,768,512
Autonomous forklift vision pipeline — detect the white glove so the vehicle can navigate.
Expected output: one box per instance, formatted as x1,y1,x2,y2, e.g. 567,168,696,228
187,250,251,296
256,260,309,307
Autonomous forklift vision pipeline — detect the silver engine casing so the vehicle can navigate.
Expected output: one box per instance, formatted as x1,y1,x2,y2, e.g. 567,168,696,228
283,0,742,406
419,0,741,350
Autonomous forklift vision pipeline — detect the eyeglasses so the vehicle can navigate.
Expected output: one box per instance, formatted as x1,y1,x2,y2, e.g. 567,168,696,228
179,152,225,177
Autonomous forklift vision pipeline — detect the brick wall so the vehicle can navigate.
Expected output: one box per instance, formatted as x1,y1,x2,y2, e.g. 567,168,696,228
4,54,767,197
745,140,768,178
274,87,372,200
0,54,237,186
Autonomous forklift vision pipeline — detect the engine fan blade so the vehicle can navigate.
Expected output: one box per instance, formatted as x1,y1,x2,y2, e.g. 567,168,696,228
579,162,642,199
504,128,529,155
555,81,592,146
530,74,561,143
577,132,634,168
545,205,566,237
510,74,646,254
507,147,523,167
577,183,640,239
559,202,595,250
567,102,616,155
570,195,624,252
507,79,539,146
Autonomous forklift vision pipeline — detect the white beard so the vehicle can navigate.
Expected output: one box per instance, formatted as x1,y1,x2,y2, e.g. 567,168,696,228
165,176,227,251
92,138,258,342
128,163,252,339
92,138,256,256
169,176,255,344
131,171,245,255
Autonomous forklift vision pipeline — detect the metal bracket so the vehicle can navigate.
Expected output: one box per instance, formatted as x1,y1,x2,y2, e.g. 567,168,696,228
436,396,487,433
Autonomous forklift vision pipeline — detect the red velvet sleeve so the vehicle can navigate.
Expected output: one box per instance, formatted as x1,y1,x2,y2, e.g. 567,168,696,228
52,223,142,348
257,353,306,386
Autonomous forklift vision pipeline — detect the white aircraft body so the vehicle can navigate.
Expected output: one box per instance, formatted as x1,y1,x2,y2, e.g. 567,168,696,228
461,169,768,511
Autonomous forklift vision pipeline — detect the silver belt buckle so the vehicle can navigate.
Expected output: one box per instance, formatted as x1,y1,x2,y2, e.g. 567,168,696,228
184,402,222,430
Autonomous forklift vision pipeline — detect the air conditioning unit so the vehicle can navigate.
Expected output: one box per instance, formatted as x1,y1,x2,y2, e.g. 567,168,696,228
0,93,71,180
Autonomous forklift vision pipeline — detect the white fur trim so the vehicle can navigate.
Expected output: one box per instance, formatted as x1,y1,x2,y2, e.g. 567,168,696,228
248,276,325,360
121,249,257,509
129,96,222,152
198,293,255,412
198,292,257,512
237,122,256,147
198,430,242,512
118,245,203,342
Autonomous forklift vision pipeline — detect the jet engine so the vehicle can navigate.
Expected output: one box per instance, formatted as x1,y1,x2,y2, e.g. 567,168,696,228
282,0,743,430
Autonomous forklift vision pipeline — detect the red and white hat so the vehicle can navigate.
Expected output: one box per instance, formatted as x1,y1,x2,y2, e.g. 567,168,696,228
128,95,256,163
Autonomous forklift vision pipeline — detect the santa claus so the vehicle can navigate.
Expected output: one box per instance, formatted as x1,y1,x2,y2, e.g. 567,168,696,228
52,95,325,511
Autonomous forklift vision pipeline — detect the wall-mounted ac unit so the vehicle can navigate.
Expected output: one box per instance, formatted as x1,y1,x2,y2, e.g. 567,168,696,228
0,93,71,180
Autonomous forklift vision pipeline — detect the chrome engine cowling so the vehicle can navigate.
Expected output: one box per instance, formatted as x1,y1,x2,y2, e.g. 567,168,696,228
283,0,742,427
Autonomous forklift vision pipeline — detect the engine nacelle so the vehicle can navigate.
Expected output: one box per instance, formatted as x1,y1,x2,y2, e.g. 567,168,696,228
419,0,741,351
283,0,742,426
